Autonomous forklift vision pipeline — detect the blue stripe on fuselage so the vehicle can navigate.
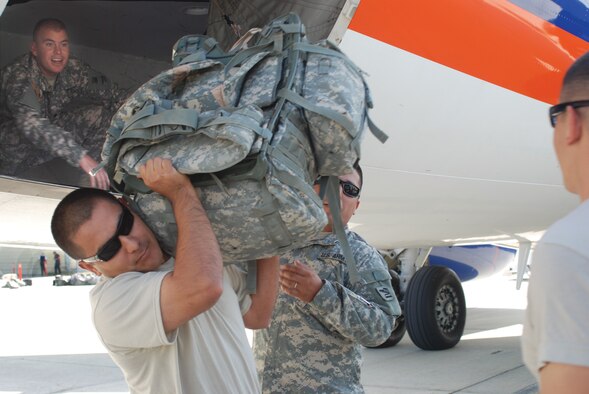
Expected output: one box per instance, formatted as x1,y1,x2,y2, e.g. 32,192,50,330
511,0,589,42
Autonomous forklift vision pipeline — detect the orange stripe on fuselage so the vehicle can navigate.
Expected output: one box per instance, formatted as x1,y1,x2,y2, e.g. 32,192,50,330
349,0,589,104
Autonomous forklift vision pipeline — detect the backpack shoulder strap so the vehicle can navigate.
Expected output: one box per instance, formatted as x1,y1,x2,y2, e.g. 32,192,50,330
317,176,361,284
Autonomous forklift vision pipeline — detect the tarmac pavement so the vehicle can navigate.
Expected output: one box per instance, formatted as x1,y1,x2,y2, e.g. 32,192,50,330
0,272,536,393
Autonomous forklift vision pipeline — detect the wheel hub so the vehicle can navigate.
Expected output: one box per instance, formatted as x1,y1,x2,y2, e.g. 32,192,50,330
435,284,459,332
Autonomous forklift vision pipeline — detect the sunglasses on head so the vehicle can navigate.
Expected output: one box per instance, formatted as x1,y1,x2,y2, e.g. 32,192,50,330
314,178,361,199
80,203,134,263
548,100,589,127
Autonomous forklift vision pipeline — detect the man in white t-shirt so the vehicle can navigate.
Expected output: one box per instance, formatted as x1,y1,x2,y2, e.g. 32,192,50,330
521,51,589,392
51,157,279,393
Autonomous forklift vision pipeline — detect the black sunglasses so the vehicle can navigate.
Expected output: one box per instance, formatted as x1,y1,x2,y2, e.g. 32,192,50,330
80,203,134,263
314,178,361,198
548,100,589,127
339,180,361,198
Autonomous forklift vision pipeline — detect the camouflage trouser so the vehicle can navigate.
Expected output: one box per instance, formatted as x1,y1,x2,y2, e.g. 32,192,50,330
11,103,115,187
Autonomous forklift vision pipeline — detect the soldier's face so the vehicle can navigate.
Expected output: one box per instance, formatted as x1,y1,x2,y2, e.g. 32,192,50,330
74,200,166,278
314,170,361,232
31,27,70,78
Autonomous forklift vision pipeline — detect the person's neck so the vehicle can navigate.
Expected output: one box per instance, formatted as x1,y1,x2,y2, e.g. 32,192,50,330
577,181,589,203
577,132,589,203
41,69,57,78
45,73,57,87
32,57,59,81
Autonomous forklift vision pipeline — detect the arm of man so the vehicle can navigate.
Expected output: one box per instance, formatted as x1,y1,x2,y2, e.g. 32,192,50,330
242,256,280,329
3,67,87,167
139,158,223,333
281,241,400,347
70,59,128,109
10,88,109,189
540,363,589,393
13,102,86,165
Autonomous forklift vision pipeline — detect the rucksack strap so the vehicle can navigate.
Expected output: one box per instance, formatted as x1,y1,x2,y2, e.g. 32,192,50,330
293,41,360,71
324,176,361,284
223,51,276,106
277,88,359,137
116,102,272,145
246,260,257,294
121,173,151,194
362,78,389,143
123,104,200,139
174,35,232,66
365,112,388,143
229,28,262,52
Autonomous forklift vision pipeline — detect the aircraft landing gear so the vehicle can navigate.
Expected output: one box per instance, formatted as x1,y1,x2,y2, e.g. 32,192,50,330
405,265,466,350
368,249,466,350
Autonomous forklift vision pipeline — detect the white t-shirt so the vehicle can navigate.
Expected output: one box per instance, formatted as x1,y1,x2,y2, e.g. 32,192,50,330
89,260,259,393
522,200,589,380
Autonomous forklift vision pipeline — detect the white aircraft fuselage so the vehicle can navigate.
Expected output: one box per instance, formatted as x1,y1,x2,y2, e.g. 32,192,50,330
338,0,587,249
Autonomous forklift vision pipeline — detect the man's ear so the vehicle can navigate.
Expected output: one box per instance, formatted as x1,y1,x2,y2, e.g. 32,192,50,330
565,105,583,145
30,41,38,57
78,261,102,276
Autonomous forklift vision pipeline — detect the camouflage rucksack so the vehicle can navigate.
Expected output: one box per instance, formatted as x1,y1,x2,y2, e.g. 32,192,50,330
100,13,386,265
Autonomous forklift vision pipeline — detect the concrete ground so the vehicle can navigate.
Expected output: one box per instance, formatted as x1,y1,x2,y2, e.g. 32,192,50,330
362,274,536,394
0,272,536,394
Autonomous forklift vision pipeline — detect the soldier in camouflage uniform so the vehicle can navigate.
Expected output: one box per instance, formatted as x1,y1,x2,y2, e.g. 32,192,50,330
253,162,401,393
0,18,125,189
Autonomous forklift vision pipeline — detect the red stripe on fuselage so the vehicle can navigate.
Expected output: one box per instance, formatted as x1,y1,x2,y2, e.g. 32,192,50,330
349,0,589,104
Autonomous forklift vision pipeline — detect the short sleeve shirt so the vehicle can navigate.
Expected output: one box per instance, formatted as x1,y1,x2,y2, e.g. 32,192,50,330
522,200,589,379
90,259,259,393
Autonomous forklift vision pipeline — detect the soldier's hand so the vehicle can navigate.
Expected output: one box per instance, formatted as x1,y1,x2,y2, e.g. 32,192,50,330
79,154,110,190
280,260,323,303
138,158,192,201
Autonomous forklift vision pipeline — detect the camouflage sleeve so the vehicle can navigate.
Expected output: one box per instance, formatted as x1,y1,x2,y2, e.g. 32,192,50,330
10,86,86,166
72,61,128,109
304,247,401,347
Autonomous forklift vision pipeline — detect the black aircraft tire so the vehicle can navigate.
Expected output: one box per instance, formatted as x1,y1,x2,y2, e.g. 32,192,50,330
367,314,406,348
405,266,466,350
